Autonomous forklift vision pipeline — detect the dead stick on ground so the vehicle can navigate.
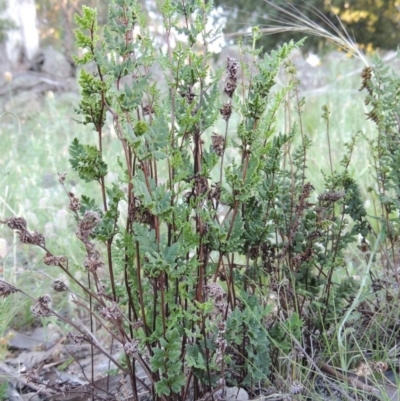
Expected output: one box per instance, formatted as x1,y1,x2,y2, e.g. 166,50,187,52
318,361,379,395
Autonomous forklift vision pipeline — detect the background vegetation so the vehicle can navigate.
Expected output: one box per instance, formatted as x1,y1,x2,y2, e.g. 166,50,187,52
214,0,400,53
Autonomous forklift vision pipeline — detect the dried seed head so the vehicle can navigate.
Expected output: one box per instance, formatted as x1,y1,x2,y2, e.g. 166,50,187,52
124,340,139,356
217,320,226,333
67,332,90,345
52,280,68,292
219,103,232,120
307,230,321,241
83,240,102,272
142,104,155,115
43,252,68,266
205,283,226,314
1,217,27,231
215,323,227,363
302,182,315,198
186,92,195,104
195,175,209,197
84,241,96,254
84,254,103,272
68,193,81,212
211,134,225,157
129,198,154,225
31,295,53,317
80,210,101,229
76,211,101,240
99,302,123,322
209,183,221,202
205,283,224,300
97,284,108,299
224,77,237,98
32,231,45,246
0,281,18,298
57,173,67,183
318,190,345,203
248,245,260,259
215,336,227,350
290,381,304,395
292,254,302,268
180,87,196,104
366,109,380,124
226,57,239,77
18,230,45,246
215,350,224,364
359,66,372,94
223,57,239,98
17,230,30,244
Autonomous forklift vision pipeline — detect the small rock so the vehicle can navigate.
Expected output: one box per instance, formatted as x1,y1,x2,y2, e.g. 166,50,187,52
6,384,24,401
21,393,41,401
225,386,249,401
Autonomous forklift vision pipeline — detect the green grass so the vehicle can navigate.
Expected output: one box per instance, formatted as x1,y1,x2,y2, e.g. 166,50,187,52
0,92,128,331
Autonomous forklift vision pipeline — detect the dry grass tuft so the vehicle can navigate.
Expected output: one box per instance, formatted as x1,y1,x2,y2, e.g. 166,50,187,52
224,0,368,66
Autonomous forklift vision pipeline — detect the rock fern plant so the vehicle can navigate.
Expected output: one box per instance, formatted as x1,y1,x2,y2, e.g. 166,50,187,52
2,0,399,400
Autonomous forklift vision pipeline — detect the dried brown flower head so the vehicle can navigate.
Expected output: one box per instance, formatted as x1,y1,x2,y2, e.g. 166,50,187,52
223,57,239,98
215,319,227,364
359,237,370,253
205,283,226,314
76,211,101,240
180,87,196,104
224,77,237,98
0,281,18,298
248,245,259,259
290,381,304,395
57,172,67,183
43,252,68,267
124,340,139,356
99,302,123,322
1,217,27,231
31,295,53,317
128,197,154,225
52,280,68,292
31,231,45,246
84,241,97,254
318,190,345,203
17,230,45,246
68,192,81,212
359,66,372,94
365,109,381,125
292,254,302,268
307,230,321,241
67,332,90,345
205,283,224,300
211,134,225,156
209,183,221,202
226,56,239,77
84,254,104,272
143,104,155,115
195,175,209,197
302,182,315,198
219,103,232,120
